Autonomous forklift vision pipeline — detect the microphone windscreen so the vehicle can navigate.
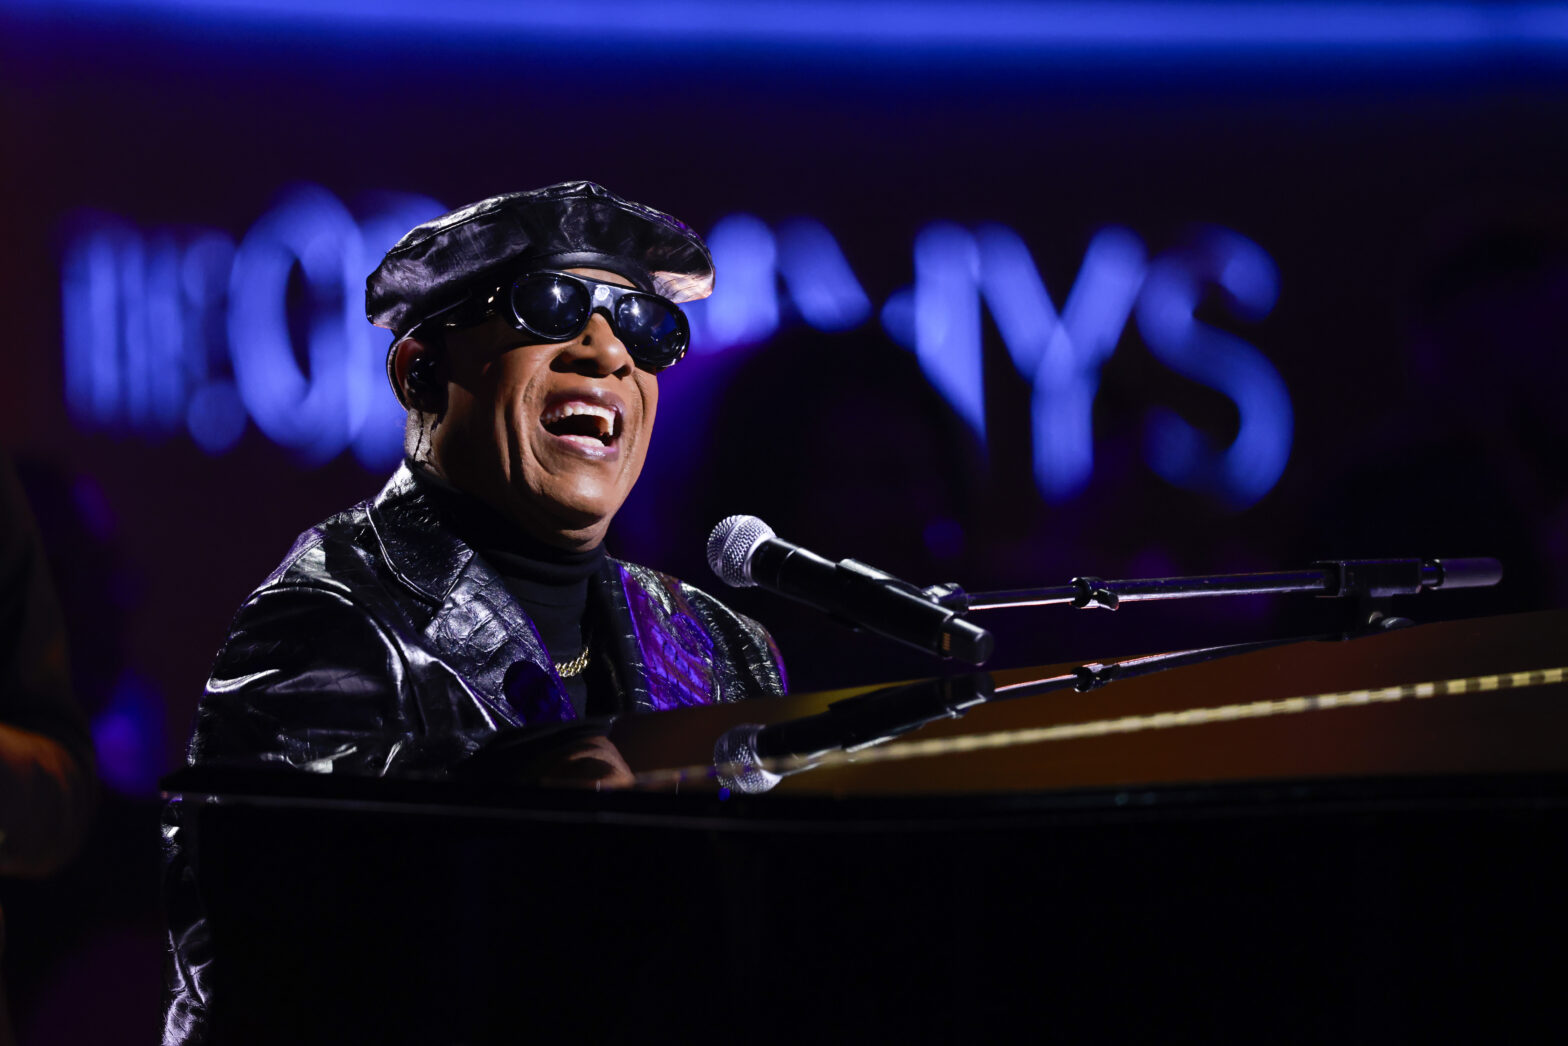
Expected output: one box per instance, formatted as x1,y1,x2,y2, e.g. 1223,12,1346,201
707,515,775,588
713,723,782,794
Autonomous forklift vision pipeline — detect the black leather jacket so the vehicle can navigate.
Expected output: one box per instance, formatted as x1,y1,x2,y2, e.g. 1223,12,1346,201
189,462,786,777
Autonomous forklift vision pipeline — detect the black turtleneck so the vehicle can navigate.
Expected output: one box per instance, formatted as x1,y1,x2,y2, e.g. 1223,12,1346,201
407,464,610,719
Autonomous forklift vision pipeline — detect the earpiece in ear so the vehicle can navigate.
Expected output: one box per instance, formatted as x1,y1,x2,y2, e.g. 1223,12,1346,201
407,354,442,395
392,327,448,412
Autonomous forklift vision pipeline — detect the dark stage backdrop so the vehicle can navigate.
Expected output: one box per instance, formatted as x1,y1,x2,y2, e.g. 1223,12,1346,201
2,3,1567,1035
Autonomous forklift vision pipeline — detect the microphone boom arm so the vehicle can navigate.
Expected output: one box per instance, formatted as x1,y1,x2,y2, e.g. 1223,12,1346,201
949,557,1504,614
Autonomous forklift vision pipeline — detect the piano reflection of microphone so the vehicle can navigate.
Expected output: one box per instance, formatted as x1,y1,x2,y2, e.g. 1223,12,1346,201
713,674,996,795
706,514,995,664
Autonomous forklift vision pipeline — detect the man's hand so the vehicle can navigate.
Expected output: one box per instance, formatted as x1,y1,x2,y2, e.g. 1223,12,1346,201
534,734,636,790
454,722,637,789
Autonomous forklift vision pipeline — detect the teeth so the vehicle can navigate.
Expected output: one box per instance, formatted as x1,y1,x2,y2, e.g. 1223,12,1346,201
542,402,618,438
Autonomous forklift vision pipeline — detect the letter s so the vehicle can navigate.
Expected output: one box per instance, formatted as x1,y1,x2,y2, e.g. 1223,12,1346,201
1135,227,1292,508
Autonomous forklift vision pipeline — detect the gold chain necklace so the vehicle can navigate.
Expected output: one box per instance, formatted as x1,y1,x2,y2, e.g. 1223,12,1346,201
554,632,593,679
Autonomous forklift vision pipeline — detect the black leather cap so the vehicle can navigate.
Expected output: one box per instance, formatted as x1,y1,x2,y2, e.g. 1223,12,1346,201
366,180,714,337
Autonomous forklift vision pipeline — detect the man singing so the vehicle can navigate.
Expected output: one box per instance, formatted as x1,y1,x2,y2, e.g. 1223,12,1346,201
187,181,786,786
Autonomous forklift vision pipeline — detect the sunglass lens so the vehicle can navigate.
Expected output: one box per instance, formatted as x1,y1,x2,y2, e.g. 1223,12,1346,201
511,274,589,341
615,296,686,367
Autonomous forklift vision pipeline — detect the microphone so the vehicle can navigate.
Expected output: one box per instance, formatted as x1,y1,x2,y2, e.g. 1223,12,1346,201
706,515,995,665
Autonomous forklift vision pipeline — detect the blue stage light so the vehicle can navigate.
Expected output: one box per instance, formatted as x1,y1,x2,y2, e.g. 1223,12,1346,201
17,1,1568,57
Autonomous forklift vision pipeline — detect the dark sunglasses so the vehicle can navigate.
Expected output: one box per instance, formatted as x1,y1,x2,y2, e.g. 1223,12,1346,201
437,269,690,372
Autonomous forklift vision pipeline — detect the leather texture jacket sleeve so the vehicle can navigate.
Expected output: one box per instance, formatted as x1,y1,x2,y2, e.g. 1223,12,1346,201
193,580,498,777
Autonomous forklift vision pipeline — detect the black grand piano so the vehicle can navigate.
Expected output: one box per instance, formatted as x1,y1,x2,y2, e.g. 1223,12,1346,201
163,608,1568,1043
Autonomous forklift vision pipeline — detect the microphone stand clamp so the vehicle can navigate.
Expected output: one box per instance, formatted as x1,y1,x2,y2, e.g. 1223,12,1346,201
1071,577,1120,611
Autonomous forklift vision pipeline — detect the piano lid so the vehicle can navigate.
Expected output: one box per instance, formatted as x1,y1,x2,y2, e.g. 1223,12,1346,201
608,609,1568,796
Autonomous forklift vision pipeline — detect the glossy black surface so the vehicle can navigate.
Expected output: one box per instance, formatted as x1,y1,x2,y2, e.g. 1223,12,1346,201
161,768,1568,1044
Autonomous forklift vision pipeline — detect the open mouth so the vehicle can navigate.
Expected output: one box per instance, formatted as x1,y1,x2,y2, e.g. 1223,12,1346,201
540,400,622,452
